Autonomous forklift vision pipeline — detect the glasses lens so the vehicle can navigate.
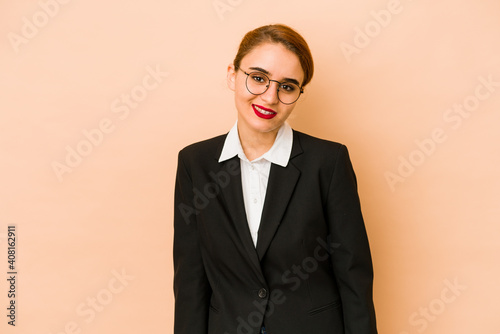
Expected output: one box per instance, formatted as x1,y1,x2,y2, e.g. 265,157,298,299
277,82,301,104
245,71,302,104
246,72,269,95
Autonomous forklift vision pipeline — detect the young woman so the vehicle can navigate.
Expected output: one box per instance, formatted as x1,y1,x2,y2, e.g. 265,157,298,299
174,24,377,334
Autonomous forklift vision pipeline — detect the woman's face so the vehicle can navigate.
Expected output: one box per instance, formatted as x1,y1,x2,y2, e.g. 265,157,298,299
227,42,304,137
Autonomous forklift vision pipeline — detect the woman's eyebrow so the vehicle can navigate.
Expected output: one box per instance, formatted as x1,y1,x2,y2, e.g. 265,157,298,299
248,66,270,74
248,66,300,86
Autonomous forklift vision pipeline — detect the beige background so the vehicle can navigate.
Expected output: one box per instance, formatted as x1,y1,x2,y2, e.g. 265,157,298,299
1,0,499,333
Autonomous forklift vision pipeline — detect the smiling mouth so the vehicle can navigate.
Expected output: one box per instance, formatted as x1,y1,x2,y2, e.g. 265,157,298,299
252,104,277,119
255,105,275,115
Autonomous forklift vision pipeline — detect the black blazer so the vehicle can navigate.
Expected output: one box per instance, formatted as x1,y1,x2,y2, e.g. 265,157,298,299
174,130,377,334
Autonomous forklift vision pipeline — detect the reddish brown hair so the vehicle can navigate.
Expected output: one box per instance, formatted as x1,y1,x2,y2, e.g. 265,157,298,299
233,24,314,87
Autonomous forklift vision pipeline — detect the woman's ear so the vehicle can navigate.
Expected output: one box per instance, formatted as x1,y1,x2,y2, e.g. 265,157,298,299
227,64,236,91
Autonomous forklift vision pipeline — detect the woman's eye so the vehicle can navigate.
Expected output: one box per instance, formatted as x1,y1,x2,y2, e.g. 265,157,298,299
251,74,266,83
281,84,295,92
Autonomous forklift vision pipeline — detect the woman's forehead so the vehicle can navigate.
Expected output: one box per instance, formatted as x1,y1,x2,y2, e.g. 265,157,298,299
240,43,304,83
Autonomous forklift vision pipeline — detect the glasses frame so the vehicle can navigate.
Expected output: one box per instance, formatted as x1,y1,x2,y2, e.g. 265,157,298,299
239,68,304,105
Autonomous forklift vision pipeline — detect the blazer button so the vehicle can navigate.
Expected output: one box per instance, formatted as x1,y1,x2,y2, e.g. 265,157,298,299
258,288,267,299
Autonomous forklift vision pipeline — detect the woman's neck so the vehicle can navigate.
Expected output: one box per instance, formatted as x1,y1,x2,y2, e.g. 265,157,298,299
237,123,279,161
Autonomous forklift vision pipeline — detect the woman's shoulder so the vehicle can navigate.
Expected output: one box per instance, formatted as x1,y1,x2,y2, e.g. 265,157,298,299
292,130,355,173
293,129,345,152
178,133,227,160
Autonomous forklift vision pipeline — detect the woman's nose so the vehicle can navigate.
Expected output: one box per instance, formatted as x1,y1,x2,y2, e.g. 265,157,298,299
260,81,280,104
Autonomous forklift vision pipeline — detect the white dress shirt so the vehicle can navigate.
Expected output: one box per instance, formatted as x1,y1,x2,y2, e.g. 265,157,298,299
218,121,293,247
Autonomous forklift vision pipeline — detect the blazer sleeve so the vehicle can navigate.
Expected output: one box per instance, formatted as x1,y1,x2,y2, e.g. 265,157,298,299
326,145,377,334
173,150,211,334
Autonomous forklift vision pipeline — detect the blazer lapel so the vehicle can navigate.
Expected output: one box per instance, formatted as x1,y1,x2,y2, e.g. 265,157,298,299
214,138,263,277
256,132,303,260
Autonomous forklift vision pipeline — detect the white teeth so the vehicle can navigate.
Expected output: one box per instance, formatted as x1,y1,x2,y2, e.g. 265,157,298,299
255,106,275,115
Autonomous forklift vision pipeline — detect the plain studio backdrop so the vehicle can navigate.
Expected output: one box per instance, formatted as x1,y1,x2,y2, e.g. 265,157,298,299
1,0,499,333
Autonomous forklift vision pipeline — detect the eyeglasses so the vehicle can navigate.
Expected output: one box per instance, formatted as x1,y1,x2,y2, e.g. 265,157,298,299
239,68,304,105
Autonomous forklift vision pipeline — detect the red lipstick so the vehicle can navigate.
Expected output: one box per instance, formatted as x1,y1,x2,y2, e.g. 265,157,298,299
252,104,277,119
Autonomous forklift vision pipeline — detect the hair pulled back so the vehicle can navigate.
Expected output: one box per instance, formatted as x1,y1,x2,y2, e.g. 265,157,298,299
233,24,314,87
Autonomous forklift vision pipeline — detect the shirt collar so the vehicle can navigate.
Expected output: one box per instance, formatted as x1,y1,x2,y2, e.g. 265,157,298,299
218,121,293,167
